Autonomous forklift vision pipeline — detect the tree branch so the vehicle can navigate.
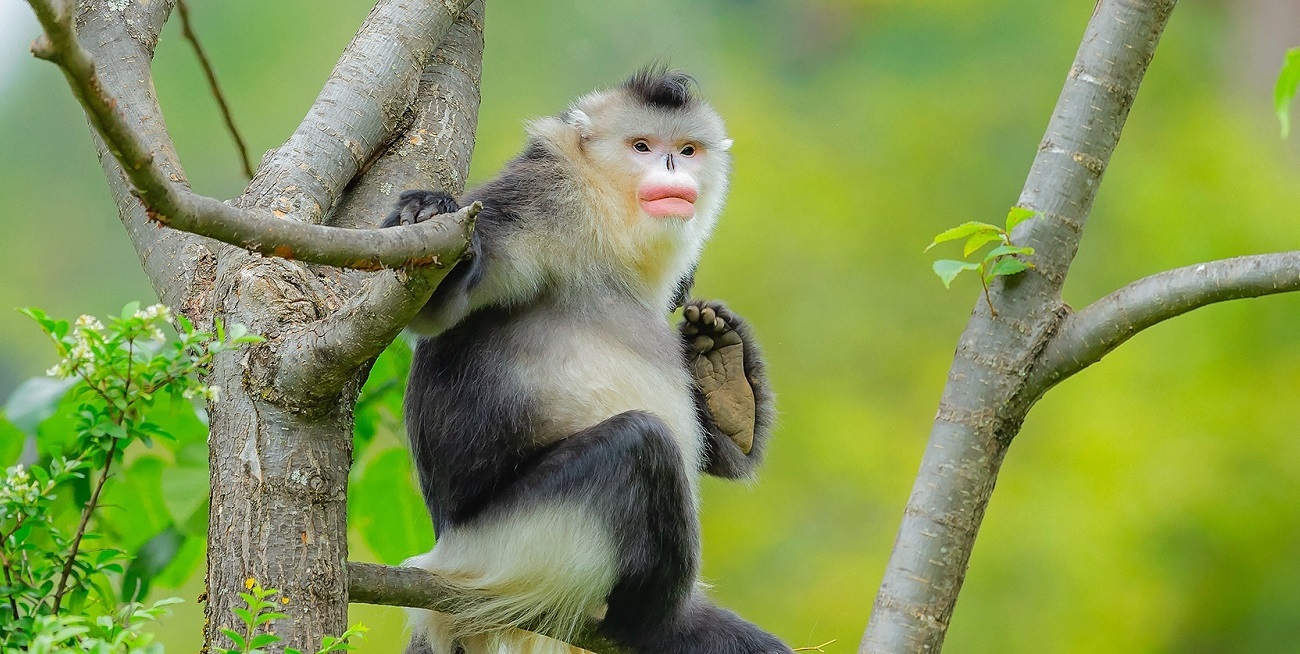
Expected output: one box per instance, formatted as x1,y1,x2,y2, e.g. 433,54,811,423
27,0,476,272
43,0,215,316
269,1,485,400
273,203,479,400
239,0,477,223
328,0,484,229
175,0,253,179
347,562,630,654
1029,252,1300,393
861,2,1178,651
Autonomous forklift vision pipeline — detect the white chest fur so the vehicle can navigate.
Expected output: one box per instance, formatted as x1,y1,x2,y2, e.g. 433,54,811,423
507,306,703,478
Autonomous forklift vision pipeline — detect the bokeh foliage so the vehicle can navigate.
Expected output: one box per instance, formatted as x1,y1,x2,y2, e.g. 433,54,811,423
2,0,1300,651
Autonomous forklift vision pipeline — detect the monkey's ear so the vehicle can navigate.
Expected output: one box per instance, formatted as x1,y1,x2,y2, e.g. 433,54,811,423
719,138,734,151
563,109,594,139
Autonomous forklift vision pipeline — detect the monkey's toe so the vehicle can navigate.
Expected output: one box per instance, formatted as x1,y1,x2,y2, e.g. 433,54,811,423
382,189,462,228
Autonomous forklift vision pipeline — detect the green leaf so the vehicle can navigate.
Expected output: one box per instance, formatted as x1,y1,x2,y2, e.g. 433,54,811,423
985,244,1035,259
161,460,209,528
924,222,1001,251
987,257,1031,279
932,260,982,288
256,611,289,626
962,231,1004,257
0,414,26,465
351,447,434,563
99,456,173,551
250,633,282,649
1276,47,1300,139
152,533,205,588
122,526,185,602
1005,206,1038,233
221,628,247,651
4,376,77,437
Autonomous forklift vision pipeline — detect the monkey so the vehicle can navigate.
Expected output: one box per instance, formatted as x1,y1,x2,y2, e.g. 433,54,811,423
381,66,788,654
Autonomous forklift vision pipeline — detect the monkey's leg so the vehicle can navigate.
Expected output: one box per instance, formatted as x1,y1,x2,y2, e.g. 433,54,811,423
680,300,775,479
494,411,701,642
640,593,793,654
406,411,699,651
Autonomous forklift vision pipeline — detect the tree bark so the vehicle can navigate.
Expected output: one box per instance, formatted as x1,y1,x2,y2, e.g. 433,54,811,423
24,0,481,650
200,3,484,649
861,1,1179,651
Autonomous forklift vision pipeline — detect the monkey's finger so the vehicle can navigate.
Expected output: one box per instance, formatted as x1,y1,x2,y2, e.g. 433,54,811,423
399,204,421,225
714,318,728,333
416,205,442,223
683,304,700,323
691,335,714,354
682,323,700,336
700,306,716,327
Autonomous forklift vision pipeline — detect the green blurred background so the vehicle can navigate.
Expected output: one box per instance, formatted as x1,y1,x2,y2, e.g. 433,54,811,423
3,0,1300,651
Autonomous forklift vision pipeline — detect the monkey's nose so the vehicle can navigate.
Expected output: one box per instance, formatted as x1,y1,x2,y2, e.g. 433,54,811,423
665,154,676,171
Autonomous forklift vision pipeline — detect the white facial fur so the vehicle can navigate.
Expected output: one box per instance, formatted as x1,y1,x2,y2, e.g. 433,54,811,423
523,86,733,310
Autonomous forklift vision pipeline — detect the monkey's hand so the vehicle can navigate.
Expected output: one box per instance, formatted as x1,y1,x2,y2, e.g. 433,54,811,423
681,300,773,479
381,190,461,228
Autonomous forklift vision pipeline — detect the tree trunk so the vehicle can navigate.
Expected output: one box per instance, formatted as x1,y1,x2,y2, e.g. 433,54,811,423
202,254,367,649
861,1,1179,651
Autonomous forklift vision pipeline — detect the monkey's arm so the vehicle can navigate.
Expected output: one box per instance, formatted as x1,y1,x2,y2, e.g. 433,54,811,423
680,300,775,480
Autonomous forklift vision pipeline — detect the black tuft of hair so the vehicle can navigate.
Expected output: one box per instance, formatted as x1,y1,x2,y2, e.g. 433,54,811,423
621,64,697,110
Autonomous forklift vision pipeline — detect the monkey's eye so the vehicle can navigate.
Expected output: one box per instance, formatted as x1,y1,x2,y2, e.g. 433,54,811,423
680,144,696,157
633,140,652,153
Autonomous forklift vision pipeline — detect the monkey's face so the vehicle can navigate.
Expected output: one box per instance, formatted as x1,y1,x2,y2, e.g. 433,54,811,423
627,136,707,220
573,97,732,229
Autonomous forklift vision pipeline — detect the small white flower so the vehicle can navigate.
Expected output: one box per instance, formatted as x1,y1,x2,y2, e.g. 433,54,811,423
46,360,73,378
70,342,92,361
149,327,166,342
134,304,173,323
74,315,105,331
183,384,222,403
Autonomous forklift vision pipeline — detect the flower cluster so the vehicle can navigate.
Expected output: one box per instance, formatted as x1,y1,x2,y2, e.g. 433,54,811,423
0,464,42,510
182,384,222,404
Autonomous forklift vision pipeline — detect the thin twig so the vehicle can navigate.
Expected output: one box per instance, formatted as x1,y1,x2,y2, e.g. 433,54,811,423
1,523,23,618
175,0,254,179
51,444,117,613
794,639,837,652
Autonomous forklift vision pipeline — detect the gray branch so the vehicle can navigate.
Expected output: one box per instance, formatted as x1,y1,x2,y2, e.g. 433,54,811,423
52,0,212,316
239,0,477,224
1030,252,1300,393
861,1,1178,652
347,562,630,654
271,1,485,401
27,0,477,272
328,0,485,230
274,203,479,401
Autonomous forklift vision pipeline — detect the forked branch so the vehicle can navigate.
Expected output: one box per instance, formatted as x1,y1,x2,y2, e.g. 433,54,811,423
25,0,473,271
1030,252,1300,393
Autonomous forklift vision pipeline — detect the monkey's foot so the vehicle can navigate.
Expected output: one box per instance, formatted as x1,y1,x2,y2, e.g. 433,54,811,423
681,300,756,454
381,190,461,228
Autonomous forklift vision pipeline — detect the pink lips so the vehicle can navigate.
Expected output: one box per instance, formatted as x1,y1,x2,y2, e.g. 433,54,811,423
638,184,698,219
